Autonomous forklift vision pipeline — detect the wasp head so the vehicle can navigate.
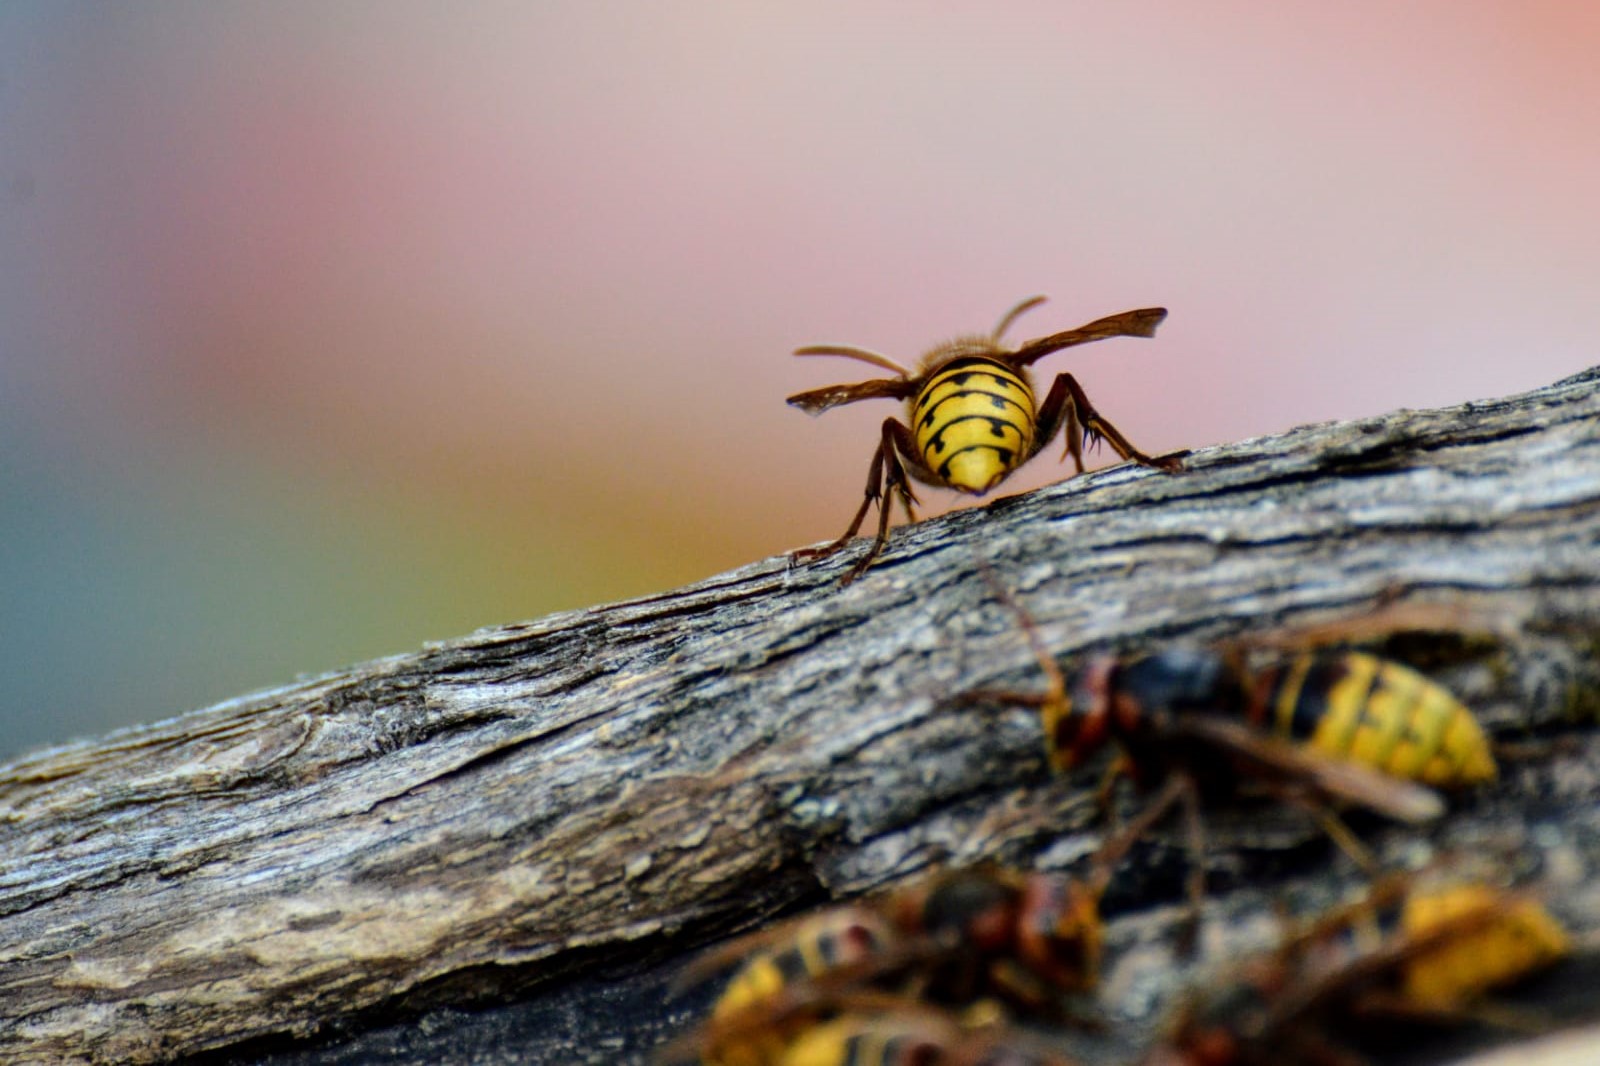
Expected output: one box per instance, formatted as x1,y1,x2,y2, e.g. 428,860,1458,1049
1043,656,1116,771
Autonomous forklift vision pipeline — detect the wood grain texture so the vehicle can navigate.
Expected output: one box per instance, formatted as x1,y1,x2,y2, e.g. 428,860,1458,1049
3,367,1599,1065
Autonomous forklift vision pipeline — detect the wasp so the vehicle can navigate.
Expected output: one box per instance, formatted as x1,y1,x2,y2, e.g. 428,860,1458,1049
778,1007,1081,1066
970,591,1450,937
659,867,1104,1066
788,296,1182,583
1143,874,1570,1066
1058,644,1497,790
685,905,897,1066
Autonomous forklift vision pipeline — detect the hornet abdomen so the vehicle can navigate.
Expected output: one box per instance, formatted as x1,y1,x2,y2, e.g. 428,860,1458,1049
1257,651,1497,787
707,908,893,1066
1398,883,1569,1009
911,356,1035,493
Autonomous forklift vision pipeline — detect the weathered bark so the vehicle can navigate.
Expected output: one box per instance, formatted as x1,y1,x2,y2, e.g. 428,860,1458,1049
3,368,1600,1066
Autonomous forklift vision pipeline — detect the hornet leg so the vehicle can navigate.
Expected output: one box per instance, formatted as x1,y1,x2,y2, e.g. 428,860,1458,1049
795,419,921,585
1033,372,1185,473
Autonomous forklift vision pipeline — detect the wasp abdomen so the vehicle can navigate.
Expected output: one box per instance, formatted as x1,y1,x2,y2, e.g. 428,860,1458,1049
1398,884,1569,1009
778,1017,939,1066
703,910,895,1066
911,357,1035,493
712,910,892,1023
1261,652,1496,787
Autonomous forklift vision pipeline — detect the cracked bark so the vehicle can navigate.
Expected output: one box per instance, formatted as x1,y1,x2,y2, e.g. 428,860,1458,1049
2,368,1600,1066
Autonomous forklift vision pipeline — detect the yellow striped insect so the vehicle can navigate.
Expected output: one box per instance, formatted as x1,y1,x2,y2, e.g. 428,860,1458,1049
1148,875,1569,1066
788,297,1182,583
1054,645,1496,791
660,868,1104,1066
971,587,1457,941
699,907,895,1066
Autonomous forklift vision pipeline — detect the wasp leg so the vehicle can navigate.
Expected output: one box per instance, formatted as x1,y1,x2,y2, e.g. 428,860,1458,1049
1260,783,1379,873
1086,774,1208,952
792,437,884,565
1033,372,1184,474
1177,778,1206,955
1494,736,1582,763
1086,774,1187,890
1093,755,1132,826
795,419,921,584
1307,805,1378,874
1087,769,1167,897
1235,597,1518,655
839,420,922,584
966,567,1087,773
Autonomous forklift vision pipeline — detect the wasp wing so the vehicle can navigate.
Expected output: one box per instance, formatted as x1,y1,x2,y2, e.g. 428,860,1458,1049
786,377,916,414
1173,714,1445,824
1007,307,1169,368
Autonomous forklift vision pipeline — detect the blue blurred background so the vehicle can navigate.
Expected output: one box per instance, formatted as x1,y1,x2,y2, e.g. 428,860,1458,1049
4,3,1598,759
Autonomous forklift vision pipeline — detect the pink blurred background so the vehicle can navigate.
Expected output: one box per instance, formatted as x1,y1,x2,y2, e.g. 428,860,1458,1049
3,3,1598,757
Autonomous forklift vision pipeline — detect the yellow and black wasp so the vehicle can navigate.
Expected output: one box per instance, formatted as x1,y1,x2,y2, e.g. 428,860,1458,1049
788,297,1182,583
1142,873,1570,1066
1055,640,1497,790
969,593,1458,937
659,866,1104,1066
1056,595,1516,791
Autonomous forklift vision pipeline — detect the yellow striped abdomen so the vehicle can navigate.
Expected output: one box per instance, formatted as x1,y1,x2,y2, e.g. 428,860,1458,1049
1264,652,1497,787
911,357,1034,493
705,909,892,1066
1399,884,1569,1009
778,1018,918,1066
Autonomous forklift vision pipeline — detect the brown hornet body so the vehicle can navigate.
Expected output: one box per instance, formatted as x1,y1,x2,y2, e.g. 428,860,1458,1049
662,867,1102,1066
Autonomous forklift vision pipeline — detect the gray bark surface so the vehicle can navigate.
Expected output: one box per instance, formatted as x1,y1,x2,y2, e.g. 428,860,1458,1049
3,368,1600,1065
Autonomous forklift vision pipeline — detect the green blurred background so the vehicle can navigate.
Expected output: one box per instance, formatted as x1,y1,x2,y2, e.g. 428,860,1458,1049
4,3,1598,759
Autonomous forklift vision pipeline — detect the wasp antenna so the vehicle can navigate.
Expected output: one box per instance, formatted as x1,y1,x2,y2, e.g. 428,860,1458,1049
792,344,912,377
976,561,1068,703
991,294,1049,341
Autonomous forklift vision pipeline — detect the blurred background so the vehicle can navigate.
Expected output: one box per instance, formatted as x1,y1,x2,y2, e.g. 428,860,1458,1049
3,2,1597,759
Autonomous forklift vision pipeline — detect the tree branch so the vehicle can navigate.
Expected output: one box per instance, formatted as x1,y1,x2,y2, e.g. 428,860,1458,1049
3,368,1599,1065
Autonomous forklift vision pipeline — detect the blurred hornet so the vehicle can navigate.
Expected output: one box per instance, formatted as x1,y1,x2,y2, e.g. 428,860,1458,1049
974,597,1459,930
1144,873,1570,1066
659,867,1103,1066
788,296,1182,583
776,1006,1081,1066
1059,641,1497,789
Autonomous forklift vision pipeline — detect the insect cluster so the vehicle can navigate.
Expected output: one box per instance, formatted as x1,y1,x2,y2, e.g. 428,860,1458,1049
662,596,1576,1065
651,302,1585,1066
